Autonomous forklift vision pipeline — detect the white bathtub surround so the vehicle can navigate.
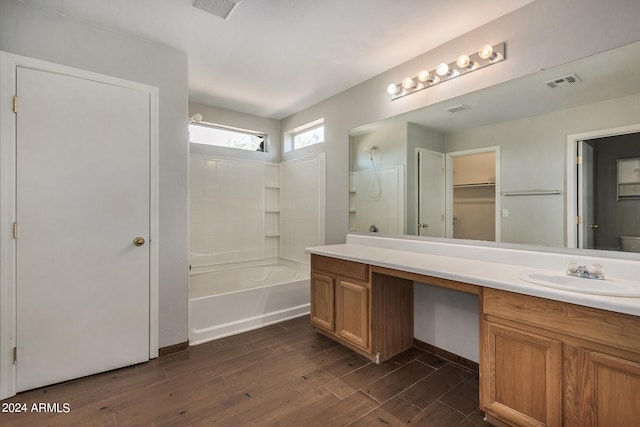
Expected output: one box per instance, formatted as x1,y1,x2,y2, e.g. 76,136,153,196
280,154,326,264
190,156,271,266
188,259,310,345
307,234,640,362
351,166,405,234
190,154,325,268
189,153,325,345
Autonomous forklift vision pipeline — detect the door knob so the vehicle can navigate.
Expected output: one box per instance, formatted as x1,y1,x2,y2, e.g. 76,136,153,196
590,224,599,230
133,237,145,246
418,223,429,228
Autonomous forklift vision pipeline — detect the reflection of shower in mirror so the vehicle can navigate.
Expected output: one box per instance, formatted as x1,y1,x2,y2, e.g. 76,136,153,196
364,146,381,199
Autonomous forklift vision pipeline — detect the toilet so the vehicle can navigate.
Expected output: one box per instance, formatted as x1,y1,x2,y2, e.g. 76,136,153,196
620,236,640,253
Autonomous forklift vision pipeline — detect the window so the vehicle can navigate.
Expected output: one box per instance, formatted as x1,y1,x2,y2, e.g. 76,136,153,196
293,124,324,149
189,122,266,152
285,119,324,152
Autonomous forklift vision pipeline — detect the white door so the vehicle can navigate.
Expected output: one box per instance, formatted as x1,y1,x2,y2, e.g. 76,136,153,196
417,149,445,237
578,141,596,249
16,67,150,392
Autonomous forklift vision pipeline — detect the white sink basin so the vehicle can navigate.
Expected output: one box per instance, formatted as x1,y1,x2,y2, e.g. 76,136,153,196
519,272,640,297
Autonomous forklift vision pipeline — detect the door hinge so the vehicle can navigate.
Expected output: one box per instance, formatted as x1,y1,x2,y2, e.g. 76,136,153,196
441,214,445,221
441,168,445,176
577,216,582,225
577,156,582,165
13,347,17,364
13,95,18,113
13,222,18,239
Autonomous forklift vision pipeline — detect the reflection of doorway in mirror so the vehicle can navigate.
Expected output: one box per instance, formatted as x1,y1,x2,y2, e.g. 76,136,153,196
417,149,445,237
575,131,640,251
446,148,500,241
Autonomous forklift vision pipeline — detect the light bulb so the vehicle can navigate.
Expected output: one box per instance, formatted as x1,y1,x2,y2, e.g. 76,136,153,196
436,62,450,76
386,83,400,95
456,54,477,71
479,44,495,60
402,77,415,90
417,70,431,82
456,54,470,68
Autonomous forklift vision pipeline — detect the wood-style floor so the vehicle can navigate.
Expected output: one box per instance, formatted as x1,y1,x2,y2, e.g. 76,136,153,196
1,316,491,426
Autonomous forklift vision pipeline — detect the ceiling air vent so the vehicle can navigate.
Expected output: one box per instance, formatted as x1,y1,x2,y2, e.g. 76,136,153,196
545,73,582,89
445,104,470,114
193,0,238,20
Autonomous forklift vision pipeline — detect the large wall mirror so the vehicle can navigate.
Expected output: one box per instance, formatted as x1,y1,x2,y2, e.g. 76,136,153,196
349,41,640,254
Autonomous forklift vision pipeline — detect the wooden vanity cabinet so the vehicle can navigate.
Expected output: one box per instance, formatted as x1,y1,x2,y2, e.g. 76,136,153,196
310,271,371,349
335,279,369,349
310,272,334,331
481,288,640,427
310,254,413,362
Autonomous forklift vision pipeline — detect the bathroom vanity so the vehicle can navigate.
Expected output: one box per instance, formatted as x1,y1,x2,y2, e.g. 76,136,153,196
307,234,640,427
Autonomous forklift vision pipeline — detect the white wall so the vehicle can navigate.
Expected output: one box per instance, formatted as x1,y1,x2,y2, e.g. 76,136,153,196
0,0,189,348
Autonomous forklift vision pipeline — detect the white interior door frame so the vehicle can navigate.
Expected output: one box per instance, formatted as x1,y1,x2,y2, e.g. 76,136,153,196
0,51,160,400
566,123,640,249
445,146,501,241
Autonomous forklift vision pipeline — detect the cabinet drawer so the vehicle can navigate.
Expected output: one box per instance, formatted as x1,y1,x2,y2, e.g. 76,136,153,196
483,288,640,354
311,254,369,282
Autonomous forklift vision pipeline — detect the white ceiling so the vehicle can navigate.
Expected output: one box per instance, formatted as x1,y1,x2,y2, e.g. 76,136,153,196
19,0,534,119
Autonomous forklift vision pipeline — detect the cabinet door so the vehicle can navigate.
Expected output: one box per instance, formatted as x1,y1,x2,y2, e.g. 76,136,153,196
336,280,369,349
580,351,640,426
310,273,334,331
480,321,562,427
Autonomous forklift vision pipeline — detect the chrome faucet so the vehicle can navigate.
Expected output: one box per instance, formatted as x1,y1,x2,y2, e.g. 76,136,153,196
566,261,605,280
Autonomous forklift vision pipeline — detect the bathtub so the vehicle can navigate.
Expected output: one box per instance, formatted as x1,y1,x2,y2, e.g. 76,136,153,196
188,259,310,345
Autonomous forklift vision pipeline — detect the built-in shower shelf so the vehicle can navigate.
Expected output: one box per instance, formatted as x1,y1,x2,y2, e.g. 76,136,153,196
265,232,280,237
265,209,280,213
265,185,280,189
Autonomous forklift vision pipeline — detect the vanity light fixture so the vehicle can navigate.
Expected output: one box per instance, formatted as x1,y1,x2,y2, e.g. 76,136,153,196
387,42,506,100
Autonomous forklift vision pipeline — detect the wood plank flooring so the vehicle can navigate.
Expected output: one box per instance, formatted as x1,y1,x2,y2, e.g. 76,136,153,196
1,316,492,426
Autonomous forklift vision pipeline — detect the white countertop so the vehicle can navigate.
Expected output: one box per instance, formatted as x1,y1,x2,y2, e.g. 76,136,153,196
307,235,640,317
